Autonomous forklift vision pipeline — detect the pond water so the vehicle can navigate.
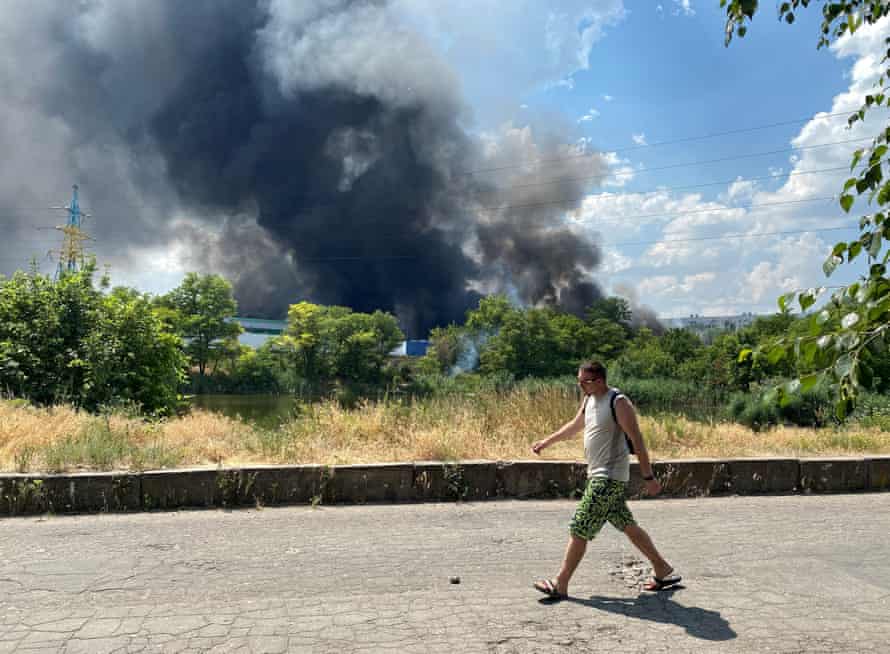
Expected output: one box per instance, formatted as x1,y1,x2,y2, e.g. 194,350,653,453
189,394,301,428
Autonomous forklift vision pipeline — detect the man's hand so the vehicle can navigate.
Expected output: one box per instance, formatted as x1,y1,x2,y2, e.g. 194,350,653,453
644,478,662,496
531,439,548,455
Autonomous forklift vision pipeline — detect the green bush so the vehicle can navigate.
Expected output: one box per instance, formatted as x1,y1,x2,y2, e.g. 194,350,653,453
608,376,727,420
728,382,834,431
0,266,186,415
851,392,890,430
727,393,780,432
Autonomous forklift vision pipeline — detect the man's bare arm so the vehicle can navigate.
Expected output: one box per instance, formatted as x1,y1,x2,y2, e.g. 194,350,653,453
531,399,585,454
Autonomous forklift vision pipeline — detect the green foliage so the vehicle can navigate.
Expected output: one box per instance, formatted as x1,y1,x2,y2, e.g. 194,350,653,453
728,382,833,431
587,318,628,359
418,323,484,376
0,264,98,405
479,306,592,378
155,273,242,380
82,287,186,414
723,0,890,419
851,390,890,429
586,296,633,330
275,301,404,386
659,328,703,366
722,0,889,48
608,375,727,420
0,264,186,414
196,344,285,394
613,328,676,379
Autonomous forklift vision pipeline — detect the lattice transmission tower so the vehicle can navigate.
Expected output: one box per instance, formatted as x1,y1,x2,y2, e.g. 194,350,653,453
50,184,92,276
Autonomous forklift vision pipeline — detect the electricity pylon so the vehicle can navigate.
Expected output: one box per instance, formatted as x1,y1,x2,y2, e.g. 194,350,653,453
50,184,91,276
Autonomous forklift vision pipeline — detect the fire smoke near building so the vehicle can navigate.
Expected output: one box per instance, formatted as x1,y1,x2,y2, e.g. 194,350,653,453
0,1,613,336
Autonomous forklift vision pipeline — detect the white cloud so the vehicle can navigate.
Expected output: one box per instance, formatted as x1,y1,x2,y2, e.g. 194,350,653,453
632,132,647,145
637,273,714,298
672,0,695,17
391,1,626,120
638,275,677,296
577,107,600,122
719,176,758,205
602,94,614,102
600,152,636,188
600,247,632,274
598,16,890,318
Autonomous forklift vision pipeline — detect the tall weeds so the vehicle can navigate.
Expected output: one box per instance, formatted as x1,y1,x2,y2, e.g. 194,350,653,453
2,389,889,473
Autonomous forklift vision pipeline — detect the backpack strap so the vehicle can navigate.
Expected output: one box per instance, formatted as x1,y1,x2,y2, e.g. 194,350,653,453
609,388,635,455
609,389,623,425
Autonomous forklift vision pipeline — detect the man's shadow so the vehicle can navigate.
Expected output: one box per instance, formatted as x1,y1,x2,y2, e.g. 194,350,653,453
541,588,736,642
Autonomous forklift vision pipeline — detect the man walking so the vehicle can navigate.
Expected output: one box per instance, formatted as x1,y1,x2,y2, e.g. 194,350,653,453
531,361,680,598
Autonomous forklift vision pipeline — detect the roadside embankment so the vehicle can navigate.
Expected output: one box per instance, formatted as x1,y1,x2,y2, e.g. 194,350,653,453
2,456,888,517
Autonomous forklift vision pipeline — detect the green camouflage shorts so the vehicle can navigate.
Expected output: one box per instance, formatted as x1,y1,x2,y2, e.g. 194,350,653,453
569,477,636,540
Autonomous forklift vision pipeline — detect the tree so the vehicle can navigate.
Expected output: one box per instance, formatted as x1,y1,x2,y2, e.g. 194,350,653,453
660,328,703,366
420,324,469,374
157,273,242,380
614,328,675,379
84,287,187,414
586,296,633,332
466,294,516,333
725,0,890,418
587,318,629,360
0,263,101,405
479,307,592,378
0,263,186,414
276,302,404,385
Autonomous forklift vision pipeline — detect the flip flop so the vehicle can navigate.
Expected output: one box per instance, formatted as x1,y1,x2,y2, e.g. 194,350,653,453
643,573,682,591
533,578,566,599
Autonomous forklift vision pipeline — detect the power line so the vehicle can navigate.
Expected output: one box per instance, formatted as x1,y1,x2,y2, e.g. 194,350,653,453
473,166,849,214
475,137,871,195
292,225,861,261
462,110,886,175
577,195,838,224
609,226,857,247
0,137,872,218
555,165,845,200
5,193,846,242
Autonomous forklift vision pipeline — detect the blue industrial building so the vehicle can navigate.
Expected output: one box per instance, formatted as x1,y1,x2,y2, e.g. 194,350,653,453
231,317,429,357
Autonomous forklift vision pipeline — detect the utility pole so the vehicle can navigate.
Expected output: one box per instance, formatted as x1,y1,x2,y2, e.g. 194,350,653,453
51,184,91,276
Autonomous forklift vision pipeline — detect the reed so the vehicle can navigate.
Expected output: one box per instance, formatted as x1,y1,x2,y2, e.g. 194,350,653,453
2,389,889,473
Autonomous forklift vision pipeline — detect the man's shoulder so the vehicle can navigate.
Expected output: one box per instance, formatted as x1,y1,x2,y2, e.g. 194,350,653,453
610,389,633,408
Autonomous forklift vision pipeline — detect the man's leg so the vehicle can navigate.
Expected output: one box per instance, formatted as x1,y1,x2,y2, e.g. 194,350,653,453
554,535,587,595
537,478,604,597
623,524,673,578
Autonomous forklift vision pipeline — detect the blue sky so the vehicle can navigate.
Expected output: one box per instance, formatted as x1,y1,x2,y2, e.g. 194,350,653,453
409,0,878,318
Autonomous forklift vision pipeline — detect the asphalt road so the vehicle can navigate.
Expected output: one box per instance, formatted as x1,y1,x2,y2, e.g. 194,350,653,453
1,493,888,653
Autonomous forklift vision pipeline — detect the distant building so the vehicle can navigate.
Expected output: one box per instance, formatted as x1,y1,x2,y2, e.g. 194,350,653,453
661,312,759,337
231,317,287,347
231,317,430,357
389,339,431,357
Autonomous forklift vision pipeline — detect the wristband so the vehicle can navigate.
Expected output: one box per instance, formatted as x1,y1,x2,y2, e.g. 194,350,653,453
643,475,655,481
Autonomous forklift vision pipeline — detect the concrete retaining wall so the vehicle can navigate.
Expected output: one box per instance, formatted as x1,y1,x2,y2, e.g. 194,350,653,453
2,457,889,517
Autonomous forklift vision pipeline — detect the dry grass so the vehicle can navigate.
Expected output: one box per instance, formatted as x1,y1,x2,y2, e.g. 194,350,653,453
2,388,890,473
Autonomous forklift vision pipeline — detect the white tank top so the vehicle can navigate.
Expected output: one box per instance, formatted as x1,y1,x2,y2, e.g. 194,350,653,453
583,389,630,481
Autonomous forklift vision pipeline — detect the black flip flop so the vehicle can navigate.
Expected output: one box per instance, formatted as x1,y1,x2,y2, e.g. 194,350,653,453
533,578,566,599
643,573,682,591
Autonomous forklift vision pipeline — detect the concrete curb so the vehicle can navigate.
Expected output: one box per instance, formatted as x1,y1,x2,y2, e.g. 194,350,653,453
1,457,889,517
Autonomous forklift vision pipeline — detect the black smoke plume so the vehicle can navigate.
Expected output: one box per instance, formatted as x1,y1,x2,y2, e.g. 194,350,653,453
0,1,609,336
